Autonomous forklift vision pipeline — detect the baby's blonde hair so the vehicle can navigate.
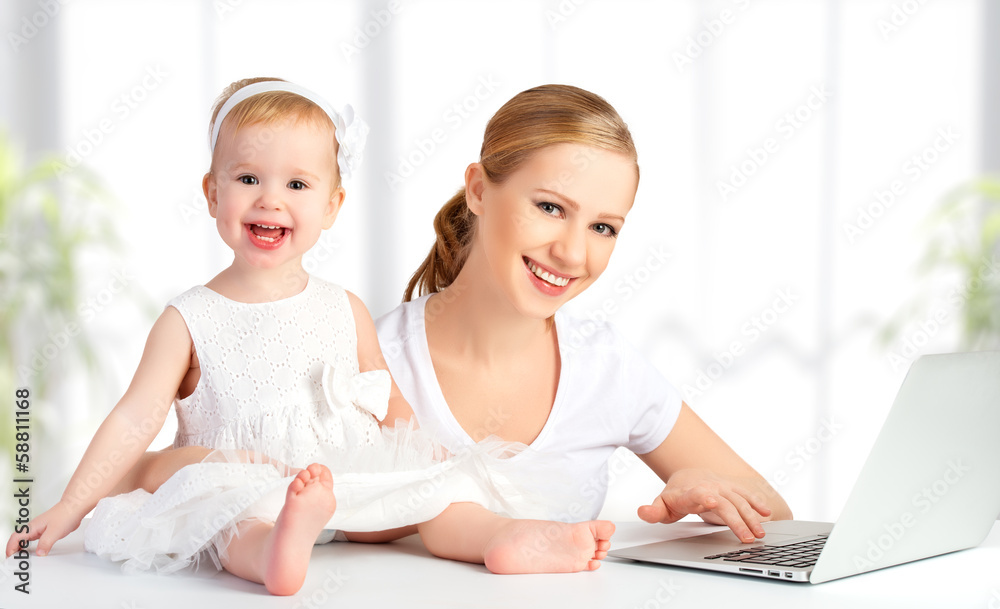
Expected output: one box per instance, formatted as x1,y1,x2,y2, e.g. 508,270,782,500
208,77,339,180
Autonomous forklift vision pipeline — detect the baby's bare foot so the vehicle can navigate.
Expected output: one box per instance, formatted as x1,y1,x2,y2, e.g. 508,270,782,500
263,464,337,595
482,519,615,574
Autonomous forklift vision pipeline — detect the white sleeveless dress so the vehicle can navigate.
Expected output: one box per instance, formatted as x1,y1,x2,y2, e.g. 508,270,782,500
83,278,547,574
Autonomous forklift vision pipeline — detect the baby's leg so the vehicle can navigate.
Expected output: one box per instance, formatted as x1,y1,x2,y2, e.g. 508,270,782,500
416,503,615,574
111,446,214,495
344,525,418,543
221,464,337,596
112,446,294,496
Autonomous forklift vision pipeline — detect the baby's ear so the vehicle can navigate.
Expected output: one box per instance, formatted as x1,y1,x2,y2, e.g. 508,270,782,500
203,173,219,218
323,185,346,229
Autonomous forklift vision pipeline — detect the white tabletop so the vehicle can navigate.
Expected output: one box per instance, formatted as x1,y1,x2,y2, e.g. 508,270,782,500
2,520,999,609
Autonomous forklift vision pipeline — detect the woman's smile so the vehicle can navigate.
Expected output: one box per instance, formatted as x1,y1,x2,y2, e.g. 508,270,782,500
523,256,574,293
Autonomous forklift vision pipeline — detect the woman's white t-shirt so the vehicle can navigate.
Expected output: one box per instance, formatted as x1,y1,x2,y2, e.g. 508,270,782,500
375,294,683,522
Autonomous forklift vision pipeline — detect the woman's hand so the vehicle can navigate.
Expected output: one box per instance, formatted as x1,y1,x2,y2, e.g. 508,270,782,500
637,403,792,542
5,500,84,558
637,468,773,543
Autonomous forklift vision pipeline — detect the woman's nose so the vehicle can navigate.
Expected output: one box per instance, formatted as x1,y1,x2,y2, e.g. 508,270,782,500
551,225,586,268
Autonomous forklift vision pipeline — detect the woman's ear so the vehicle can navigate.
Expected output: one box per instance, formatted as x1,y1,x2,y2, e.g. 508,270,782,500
464,162,486,216
203,173,218,218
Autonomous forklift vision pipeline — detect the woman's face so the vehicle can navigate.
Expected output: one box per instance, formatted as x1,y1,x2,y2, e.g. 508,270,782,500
466,142,638,320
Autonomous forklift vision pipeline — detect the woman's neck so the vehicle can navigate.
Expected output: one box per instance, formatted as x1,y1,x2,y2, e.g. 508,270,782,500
425,259,554,366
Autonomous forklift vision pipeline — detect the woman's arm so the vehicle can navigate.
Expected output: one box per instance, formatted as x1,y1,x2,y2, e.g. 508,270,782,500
637,402,792,542
5,307,193,557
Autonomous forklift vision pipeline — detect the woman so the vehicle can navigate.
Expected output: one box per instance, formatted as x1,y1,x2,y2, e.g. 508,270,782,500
376,83,791,548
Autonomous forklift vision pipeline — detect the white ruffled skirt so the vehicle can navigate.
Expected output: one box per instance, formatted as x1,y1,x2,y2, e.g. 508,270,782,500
83,421,558,575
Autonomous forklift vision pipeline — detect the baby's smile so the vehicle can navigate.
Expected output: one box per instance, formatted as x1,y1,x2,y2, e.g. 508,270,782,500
246,223,289,247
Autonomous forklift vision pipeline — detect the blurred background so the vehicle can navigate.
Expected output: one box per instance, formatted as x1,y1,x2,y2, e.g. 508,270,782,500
0,0,997,538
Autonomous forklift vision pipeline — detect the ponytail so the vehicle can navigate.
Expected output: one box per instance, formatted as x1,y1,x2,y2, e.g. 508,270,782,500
403,188,477,301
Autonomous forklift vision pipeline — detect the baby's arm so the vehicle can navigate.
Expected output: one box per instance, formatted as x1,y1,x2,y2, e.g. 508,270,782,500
340,291,420,543
5,307,193,557
345,290,415,426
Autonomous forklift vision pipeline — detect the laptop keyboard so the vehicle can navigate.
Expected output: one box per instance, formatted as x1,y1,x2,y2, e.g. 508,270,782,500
704,534,828,569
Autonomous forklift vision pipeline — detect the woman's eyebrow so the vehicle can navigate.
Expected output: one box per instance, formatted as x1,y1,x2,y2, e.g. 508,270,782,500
536,189,625,222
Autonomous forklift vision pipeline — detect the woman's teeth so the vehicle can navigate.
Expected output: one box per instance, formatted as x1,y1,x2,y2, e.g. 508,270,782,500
527,260,570,287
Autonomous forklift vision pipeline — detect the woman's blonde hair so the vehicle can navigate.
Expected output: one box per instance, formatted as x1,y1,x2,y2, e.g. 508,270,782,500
403,84,637,301
208,77,339,178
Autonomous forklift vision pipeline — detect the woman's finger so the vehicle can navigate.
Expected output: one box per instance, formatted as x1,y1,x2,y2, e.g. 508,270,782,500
720,489,766,539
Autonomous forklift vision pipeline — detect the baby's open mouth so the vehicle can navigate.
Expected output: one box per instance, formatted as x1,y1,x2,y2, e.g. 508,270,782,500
248,223,287,243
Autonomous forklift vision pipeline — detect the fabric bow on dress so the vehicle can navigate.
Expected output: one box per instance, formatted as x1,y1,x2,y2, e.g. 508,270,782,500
321,363,391,422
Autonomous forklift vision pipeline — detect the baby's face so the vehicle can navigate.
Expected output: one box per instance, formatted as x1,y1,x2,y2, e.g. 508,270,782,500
206,118,343,273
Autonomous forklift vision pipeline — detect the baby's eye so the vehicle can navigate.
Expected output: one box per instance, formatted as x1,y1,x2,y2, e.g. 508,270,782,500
592,223,619,238
537,202,563,216
239,175,258,185
288,180,307,191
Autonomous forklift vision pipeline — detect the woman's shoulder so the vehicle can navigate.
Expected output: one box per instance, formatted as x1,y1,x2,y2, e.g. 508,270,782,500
374,294,429,339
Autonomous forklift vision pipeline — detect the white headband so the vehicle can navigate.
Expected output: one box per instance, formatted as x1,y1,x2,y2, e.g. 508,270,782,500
209,81,368,180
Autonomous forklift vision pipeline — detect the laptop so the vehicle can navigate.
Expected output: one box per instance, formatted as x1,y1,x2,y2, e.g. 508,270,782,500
609,351,1000,584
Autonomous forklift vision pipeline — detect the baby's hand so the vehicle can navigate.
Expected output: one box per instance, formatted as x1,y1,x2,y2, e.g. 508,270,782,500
5,501,84,558
637,468,772,543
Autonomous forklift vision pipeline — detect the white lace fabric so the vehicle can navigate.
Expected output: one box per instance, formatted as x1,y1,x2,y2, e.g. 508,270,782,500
168,277,380,465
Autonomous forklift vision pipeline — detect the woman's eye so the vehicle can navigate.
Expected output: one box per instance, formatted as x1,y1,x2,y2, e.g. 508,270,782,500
592,223,619,238
537,202,562,216
239,175,258,185
288,180,307,190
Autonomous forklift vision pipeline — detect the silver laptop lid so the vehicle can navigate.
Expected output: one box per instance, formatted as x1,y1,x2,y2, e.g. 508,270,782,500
810,351,1000,583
